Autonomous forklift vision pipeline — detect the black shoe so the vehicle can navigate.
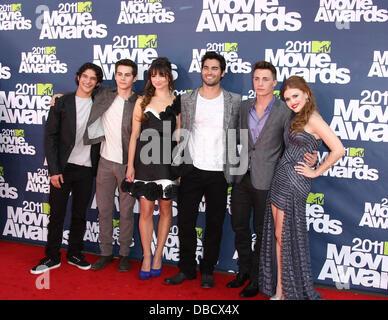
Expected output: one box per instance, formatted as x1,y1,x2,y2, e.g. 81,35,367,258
118,256,131,272
164,272,195,285
239,281,259,297
67,254,91,270
226,272,249,288
91,255,114,271
201,273,215,288
30,257,61,274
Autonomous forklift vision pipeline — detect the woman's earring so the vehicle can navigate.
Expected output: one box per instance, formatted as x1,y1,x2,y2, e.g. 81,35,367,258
306,96,310,103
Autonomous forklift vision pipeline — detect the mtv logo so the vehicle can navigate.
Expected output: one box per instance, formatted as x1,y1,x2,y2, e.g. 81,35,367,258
37,84,53,96
349,147,364,157
14,129,24,137
138,35,157,48
195,227,203,239
224,43,238,52
312,41,331,54
43,203,50,214
78,1,92,12
273,90,281,99
306,193,324,205
0,167,4,177
113,219,120,228
45,47,56,55
11,4,22,11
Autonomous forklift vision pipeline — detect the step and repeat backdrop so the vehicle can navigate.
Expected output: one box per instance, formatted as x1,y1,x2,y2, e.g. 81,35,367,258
0,0,387,295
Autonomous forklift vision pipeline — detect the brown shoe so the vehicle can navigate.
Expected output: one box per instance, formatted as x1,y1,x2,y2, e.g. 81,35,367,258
118,256,131,272
90,255,114,271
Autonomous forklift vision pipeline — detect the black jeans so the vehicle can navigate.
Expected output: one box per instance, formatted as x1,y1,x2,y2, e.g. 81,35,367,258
177,166,228,277
45,163,93,261
231,172,268,282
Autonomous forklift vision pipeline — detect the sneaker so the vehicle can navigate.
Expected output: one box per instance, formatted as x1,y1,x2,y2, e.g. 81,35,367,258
67,254,91,270
30,257,61,274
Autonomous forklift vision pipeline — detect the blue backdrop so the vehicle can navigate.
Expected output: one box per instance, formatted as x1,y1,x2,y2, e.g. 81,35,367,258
1,0,387,295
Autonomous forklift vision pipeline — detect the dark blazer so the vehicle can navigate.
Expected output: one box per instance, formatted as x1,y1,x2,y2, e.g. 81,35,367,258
235,97,293,190
44,92,100,176
83,86,137,165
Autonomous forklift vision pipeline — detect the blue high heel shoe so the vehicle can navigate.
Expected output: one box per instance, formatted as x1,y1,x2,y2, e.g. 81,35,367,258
139,256,153,280
139,269,150,280
150,266,162,277
150,257,162,277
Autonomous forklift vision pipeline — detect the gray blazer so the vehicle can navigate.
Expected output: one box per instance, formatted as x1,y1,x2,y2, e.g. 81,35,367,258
173,88,241,184
236,97,293,190
83,86,138,165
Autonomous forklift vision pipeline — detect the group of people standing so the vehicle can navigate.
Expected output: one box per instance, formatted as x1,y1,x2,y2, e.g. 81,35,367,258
30,51,345,300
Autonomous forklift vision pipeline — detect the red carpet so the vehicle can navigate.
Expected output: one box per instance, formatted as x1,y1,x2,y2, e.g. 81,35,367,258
1,240,387,301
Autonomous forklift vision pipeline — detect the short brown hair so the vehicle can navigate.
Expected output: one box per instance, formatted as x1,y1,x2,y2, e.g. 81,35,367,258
253,61,277,80
115,59,137,77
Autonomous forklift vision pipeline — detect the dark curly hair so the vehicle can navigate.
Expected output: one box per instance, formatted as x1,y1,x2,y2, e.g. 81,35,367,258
75,62,103,87
201,51,226,73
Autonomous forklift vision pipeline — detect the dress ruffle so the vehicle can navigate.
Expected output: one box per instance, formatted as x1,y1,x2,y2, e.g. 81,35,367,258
159,95,181,120
121,179,178,201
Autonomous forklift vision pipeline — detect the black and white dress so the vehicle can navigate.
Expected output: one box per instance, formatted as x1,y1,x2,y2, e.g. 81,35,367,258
122,95,181,201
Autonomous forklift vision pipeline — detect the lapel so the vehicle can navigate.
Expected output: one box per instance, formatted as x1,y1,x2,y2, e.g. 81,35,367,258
222,88,232,130
122,92,137,130
88,87,116,125
68,93,77,142
186,88,199,132
244,99,255,148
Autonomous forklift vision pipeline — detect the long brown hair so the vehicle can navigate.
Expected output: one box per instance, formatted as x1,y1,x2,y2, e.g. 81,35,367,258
140,57,174,121
281,75,318,134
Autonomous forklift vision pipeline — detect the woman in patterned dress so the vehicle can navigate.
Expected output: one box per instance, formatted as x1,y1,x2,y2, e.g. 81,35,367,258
259,76,345,299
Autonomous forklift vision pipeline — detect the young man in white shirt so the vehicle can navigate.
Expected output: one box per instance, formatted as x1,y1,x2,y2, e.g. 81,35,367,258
164,52,241,288
84,59,138,272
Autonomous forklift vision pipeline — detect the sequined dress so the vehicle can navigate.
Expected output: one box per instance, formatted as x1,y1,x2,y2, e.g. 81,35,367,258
259,130,322,300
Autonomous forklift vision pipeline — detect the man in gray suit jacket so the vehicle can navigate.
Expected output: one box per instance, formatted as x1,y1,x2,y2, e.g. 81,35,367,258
227,61,316,297
83,59,138,272
164,52,241,288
